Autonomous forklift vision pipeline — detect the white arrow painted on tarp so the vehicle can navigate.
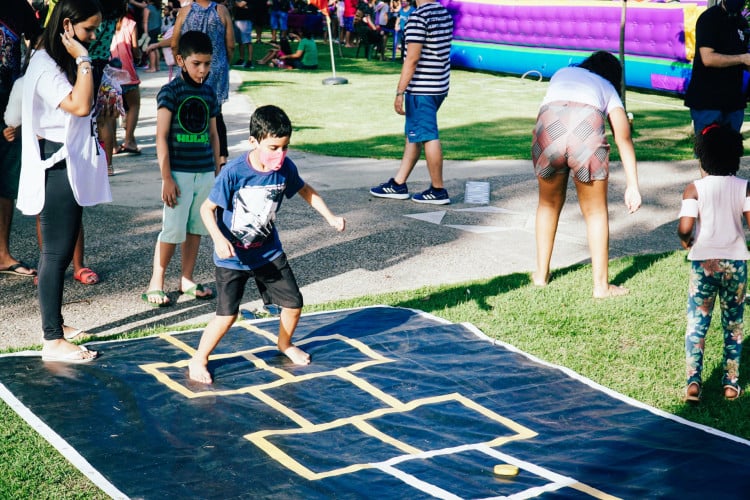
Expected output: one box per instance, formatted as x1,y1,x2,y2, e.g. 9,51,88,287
405,210,513,233
404,211,447,225
444,224,509,233
454,206,522,215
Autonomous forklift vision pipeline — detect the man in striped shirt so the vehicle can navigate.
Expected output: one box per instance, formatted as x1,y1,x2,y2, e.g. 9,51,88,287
369,0,453,204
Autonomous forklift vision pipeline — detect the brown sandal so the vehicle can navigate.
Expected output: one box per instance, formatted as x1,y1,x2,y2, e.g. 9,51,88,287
684,382,701,404
724,385,743,401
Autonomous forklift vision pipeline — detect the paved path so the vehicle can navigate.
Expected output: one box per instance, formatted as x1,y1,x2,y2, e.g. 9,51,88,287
0,69,720,349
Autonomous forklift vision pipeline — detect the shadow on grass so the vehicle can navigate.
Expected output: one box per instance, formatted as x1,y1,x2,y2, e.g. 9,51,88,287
392,263,592,313
391,250,675,315
294,118,537,160
612,251,674,286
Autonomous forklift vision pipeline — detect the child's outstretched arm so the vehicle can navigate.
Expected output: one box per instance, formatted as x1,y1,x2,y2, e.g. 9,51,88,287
677,183,698,250
297,184,346,232
200,198,236,259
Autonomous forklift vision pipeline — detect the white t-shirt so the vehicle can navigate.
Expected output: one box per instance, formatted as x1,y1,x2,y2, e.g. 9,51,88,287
679,175,750,261
4,76,23,128
17,49,111,215
541,66,623,116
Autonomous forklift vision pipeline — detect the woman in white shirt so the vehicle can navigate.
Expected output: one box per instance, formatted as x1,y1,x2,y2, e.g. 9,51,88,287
531,51,642,298
18,0,111,362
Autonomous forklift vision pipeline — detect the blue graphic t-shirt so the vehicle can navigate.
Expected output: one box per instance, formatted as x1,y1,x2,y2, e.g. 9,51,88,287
209,151,304,270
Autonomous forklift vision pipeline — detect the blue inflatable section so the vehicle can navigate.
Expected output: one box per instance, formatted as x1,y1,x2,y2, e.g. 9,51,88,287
451,41,693,93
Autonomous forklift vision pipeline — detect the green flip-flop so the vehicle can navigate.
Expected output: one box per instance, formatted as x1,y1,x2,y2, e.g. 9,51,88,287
180,283,214,300
141,289,171,308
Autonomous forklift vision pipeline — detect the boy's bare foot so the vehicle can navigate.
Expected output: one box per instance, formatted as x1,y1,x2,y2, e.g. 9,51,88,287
531,271,549,287
593,284,629,299
188,358,213,384
282,345,311,365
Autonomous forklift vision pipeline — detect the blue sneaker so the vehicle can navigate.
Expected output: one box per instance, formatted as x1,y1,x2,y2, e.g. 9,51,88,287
370,178,409,199
412,186,450,205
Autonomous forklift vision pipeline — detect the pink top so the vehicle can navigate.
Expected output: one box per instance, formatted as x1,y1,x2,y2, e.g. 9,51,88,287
110,16,141,85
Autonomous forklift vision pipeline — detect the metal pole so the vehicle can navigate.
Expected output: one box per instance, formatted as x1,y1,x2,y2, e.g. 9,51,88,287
619,0,627,104
322,14,348,85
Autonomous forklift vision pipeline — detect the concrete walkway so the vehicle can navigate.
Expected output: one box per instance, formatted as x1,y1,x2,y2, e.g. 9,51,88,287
0,68,717,349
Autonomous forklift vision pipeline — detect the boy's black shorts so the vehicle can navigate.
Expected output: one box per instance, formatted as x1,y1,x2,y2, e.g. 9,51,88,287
215,253,303,316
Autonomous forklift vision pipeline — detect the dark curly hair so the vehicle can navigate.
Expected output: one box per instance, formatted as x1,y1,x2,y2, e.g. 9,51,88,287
579,51,623,96
694,123,744,176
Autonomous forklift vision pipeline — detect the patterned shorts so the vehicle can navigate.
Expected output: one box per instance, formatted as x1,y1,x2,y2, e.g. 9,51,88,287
531,101,610,182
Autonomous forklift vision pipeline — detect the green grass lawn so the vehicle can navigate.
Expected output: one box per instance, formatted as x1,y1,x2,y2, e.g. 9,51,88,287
240,42,705,161
3,46,749,497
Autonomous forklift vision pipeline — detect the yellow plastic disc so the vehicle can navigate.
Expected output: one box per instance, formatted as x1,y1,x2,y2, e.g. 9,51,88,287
493,464,519,477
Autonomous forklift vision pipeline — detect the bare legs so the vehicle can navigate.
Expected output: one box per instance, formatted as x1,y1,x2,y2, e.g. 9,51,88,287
145,233,210,305
121,88,140,152
534,172,568,286
188,314,236,383
534,173,627,298
97,112,116,174
236,42,253,64
188,307,309,384
0,196,34,273
393,138,444,189
145,240,176,306
277,307,309,365
575,178,627,297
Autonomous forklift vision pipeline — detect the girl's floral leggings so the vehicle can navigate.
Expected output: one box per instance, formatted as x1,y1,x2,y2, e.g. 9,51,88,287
685,259,746,390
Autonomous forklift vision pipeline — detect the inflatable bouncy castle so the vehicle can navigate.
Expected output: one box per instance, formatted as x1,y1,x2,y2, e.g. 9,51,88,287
445,0,707,93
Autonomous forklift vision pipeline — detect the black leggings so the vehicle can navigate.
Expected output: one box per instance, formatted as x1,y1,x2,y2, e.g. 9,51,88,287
216,111,228,159
38,145,82,340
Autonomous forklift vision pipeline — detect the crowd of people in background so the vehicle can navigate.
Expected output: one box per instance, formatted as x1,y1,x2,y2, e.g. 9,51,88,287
0,0,411,299
0,0,406,361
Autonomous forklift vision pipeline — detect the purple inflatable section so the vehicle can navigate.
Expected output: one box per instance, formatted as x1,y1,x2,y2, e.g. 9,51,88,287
444,0,690,62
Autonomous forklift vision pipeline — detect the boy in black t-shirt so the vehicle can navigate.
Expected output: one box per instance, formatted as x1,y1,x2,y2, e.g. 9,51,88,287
142,31,221,307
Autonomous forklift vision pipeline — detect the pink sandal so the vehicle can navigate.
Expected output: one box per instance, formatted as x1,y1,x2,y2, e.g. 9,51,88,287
74,267,100,285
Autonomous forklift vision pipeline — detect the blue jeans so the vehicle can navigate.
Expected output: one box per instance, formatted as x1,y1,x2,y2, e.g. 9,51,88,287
690,108,744,135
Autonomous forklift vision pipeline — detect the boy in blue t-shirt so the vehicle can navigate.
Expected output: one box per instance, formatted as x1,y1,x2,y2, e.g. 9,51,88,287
188,105,346,383
142,31,221,307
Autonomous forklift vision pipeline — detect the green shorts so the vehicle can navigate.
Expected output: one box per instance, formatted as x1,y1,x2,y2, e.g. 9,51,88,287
158,170,214,243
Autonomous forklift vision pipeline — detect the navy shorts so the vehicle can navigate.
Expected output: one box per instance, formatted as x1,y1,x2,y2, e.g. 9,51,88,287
215,253,303,316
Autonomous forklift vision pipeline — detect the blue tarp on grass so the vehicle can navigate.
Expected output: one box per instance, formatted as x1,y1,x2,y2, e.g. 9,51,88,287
2,306,750,499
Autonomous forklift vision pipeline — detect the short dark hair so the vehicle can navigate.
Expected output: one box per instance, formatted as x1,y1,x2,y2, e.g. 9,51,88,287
178,30,213,58
579,51,623,96
694,123,744,175
249,105,292,141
